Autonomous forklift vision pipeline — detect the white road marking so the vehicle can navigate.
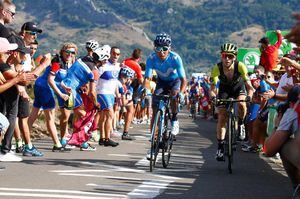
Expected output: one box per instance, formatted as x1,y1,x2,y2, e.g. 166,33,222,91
0,187,126,199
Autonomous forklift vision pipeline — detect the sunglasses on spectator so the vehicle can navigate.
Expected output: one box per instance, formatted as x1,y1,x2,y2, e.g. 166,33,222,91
155,46,170,52
64,50,76,55
25,31,37,36
221,53,235,59
4,9,15,17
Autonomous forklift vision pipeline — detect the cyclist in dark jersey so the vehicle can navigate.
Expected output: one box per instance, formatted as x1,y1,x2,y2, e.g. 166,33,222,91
210,43,254,161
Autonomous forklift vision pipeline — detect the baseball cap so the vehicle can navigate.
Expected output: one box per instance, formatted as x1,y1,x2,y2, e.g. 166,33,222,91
8,35,31,54
287,85,300,103
0,37,18,53
21,22,42,33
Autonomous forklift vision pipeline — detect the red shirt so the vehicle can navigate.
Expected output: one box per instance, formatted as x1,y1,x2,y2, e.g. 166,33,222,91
259,33,282,71
123,58,143,79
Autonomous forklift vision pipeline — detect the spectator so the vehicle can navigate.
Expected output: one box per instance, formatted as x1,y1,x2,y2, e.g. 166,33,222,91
0,0,15,38
265,85,300,196
0,35,35,162
122,48,143,140
259,30,282,72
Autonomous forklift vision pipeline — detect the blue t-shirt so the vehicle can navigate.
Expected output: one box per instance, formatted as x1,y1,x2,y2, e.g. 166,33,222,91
145,51,186,81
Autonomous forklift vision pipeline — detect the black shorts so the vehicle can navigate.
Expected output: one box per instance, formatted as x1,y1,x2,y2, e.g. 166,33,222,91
217,79,247,107
18,96,30,118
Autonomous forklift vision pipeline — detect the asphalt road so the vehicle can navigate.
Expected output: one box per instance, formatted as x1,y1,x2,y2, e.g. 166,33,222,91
0,111,293,199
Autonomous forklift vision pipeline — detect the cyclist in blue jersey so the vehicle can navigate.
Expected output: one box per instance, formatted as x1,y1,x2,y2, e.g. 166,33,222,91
143,33,187,136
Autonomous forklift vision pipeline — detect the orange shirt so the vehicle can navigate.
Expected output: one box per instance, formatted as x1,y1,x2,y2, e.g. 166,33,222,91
259,33,282,71
123,58,143,79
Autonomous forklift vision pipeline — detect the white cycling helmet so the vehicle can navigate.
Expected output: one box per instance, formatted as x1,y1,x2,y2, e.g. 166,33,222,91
92,44,111,61
86,40,99,52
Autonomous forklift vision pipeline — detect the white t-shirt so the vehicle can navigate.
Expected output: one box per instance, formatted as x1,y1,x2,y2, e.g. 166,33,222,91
96,62,120,95
276,73,294,95
22,53,32,72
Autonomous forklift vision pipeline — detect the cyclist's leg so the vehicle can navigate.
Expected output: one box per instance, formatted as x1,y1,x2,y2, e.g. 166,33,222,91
234,80,247,139
215,84,230,161
169,79,181,135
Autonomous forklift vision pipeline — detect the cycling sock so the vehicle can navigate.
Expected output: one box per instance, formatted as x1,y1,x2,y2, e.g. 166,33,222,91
217,139,225,150
16,139,23,148
171,113,178,121
123,131,128,136
26,143,33,149
238,118,244,125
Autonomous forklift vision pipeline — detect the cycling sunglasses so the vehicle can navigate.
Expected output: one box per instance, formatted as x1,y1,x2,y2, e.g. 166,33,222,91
64,49,76,55
155,46,170,52
221,53,236,59
25,31,37,36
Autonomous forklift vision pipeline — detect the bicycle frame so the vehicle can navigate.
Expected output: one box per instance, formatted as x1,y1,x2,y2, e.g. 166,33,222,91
149,94,172,172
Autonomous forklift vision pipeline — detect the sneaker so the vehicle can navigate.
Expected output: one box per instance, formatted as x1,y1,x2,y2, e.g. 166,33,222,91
98,139,105,146
239,124,246,140
241,145,259,153
119,119,125,126
80,143,97,151
122,133,135,140
111,130,122,138
15,145,24,153
104,139,119,147
171,121,179,136
52,146,71,152
23,146,44,157
0,152,22,162
146,150,154,160
215,149,225,161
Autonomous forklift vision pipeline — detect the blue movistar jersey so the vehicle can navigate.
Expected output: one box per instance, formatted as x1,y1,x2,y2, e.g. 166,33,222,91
145,51,186,81
61,58,94,91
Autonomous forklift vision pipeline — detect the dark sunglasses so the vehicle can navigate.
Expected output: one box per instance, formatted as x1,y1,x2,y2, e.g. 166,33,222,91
222,53,235,59
64,50,76,55
5,9,15,17
155,46,170,52
25,31,37,36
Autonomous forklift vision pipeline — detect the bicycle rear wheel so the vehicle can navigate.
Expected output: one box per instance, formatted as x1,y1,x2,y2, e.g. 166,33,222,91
162,114,173,168
226,116,234,174
150,110,162,172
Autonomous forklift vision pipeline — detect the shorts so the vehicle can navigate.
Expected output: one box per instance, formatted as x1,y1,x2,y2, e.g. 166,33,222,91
247,103,260,122
17,96,30,118
0,112,9,135
217,79,247,107
144,95,152,108
153,78,181,109
97,94,115,111
33,84,56,110
257,105,269,123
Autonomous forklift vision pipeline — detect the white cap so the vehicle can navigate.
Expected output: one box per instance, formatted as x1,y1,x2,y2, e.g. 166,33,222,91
0,37,18,53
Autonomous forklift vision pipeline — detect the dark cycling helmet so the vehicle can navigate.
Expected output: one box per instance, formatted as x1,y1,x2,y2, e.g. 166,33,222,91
154,33,171,47
221,43,238,55
120,66,135,78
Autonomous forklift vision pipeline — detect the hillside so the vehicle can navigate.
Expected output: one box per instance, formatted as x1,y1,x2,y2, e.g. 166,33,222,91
11,0,300,74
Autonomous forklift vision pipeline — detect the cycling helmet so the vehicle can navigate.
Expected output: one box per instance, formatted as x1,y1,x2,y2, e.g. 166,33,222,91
120,66,135,78
92,45,111,61
86,40,99,52
154,33,171,47
221,43,238,55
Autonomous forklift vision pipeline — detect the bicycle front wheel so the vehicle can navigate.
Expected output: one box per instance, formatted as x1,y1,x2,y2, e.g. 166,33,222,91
150,110,162,172
226,115,233,174
162,114,173,168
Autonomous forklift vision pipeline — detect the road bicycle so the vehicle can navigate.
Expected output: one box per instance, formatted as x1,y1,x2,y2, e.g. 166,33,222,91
149,94,174,172
217,98,248,174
